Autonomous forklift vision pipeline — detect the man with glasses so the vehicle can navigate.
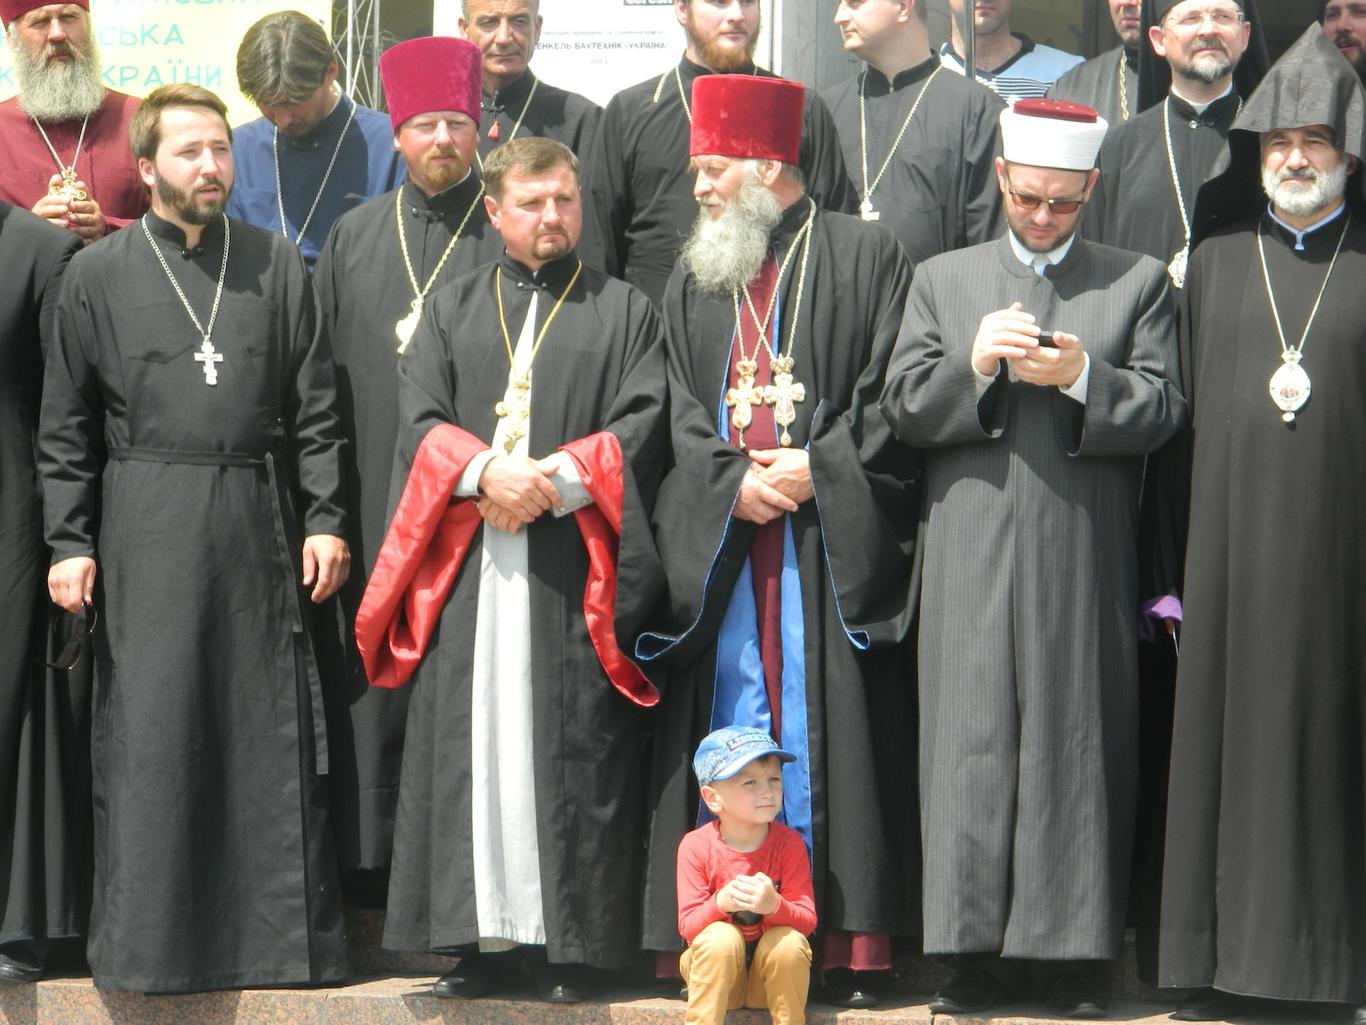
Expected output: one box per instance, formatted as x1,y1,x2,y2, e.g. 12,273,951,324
1083,0,1268,284
881,98,1187,1019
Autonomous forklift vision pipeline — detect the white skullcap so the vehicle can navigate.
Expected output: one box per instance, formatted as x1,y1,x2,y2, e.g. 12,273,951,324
1000,98,1109,171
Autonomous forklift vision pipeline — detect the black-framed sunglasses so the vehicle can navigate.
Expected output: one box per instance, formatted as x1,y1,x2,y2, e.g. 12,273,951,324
46,603,97,672
1006,180,1089,215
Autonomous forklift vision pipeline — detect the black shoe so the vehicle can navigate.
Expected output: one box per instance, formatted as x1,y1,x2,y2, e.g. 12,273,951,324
1042,967,1107,1019
821,967,879,1009
1169,987,1232,1022
0,948,43,987
534,962,586,1004
929,963,1007,1015
431,953,503,999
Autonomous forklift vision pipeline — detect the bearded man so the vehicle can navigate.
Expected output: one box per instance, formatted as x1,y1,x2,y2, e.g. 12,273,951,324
0,0,147,242
1083,0,1269,284
39,83,350,993
1158,27,1366,1022
311,36,503,882
1324,0,1366,81
637,73,918,1010
881,98,1186,1018
578,0,855,306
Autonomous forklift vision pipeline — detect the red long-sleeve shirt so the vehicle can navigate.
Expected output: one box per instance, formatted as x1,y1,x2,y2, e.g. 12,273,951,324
676,820,817,943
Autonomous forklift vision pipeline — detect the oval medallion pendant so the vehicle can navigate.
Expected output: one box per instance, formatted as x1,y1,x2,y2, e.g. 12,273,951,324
1269,352,1311,422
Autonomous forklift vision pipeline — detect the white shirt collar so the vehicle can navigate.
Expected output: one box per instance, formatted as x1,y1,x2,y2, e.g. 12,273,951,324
1008,229,1075,272
1267,200,1347,251
1168,80,1234,116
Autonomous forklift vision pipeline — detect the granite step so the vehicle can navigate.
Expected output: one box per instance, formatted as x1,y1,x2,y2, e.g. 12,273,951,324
3,972,1354,1025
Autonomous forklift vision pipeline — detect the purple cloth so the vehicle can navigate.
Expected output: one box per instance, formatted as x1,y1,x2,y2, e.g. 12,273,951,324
1139,594,1183,642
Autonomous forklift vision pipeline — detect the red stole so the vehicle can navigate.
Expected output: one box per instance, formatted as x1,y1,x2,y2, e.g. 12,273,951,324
353,423,657,707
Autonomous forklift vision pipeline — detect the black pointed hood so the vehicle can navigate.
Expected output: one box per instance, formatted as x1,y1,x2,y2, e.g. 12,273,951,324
1137,0,1271,111
1192,24,1366,244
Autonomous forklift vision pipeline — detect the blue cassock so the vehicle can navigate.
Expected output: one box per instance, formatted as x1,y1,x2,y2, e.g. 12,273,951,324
228,92,405,269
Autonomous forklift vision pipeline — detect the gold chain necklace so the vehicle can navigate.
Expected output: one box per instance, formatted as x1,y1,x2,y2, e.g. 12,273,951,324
394,183,485,353
857,65,942,220
1117,51,1130,122
725,200,816,448
492,261,584,454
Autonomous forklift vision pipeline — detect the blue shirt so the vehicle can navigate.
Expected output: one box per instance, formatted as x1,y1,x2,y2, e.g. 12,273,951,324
228,93,405,269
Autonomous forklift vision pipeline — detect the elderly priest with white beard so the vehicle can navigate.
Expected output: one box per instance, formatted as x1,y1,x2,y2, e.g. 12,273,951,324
637,73,919,1010
0,0,147,240
881,99,1186,1018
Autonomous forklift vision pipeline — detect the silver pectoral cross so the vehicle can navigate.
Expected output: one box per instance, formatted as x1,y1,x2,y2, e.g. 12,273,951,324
194,335,223,386
859,197,880,221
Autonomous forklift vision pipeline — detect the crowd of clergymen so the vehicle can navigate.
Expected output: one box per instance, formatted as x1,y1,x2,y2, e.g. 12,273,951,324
1,0,1363,1022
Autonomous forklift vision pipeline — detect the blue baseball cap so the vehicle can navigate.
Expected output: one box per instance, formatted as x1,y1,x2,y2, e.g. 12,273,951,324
693,725,796,787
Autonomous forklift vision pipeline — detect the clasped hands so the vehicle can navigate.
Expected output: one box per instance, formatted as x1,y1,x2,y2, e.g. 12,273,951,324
715,871,781,917
971,301,1085,389
735,447,812,525
476,454,563,534
32,174,108,244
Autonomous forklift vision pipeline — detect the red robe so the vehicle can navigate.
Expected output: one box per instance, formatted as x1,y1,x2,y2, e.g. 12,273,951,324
0,91,148,230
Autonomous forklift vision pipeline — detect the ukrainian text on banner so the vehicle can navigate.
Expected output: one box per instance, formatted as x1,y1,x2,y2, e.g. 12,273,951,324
0,0,331,128
432,0,775,109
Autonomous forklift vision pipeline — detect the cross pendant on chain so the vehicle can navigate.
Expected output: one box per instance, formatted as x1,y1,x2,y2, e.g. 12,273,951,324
194,335,224,386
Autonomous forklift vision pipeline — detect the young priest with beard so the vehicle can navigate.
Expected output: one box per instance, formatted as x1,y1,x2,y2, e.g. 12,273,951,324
0,0,147,241
637,73,919,1011
39,83,350,993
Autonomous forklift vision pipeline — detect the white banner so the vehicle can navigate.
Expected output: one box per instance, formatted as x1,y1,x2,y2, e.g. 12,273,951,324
0,0,332,128
433,0,777,108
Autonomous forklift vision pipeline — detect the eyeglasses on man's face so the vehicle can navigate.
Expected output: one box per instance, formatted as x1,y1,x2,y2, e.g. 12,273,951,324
1006,181,1088,215
1165,6,1244,32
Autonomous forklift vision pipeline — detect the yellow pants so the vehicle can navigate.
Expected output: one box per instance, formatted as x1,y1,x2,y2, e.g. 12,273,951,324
679,921,812,1025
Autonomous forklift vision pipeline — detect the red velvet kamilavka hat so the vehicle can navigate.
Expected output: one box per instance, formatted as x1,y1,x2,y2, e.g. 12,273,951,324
1,0,88,26
379,36,482,134
689,74,804,165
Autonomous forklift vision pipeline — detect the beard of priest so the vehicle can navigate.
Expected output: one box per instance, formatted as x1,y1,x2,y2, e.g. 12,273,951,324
679,156,801,295
393,108,477,195
136,106,232,233
6,3,104,122
679,0,760,73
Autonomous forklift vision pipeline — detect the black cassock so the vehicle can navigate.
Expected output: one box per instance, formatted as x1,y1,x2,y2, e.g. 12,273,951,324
476,70,601,161
378,254,667,969
313,173,503,873
1159,212,1366,1004
637,204,919,951
0,204,83,954
821,56,1004,266
1046,46,1139,130
39,212,349,992
1084,91,1242,266
579,55,857,305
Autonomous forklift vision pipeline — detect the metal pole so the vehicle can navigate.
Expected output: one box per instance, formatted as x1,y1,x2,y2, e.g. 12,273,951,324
962,0,975,82
346,0,357,96
372,0,382,108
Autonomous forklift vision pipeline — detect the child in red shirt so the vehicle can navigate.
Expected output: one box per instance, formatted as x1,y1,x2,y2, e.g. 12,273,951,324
677,726,817,1025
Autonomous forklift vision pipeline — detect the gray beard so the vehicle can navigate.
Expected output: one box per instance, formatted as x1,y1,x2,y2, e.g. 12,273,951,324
13,40,105,122
1262,161,1349,219
1175,40,1233,85
679,177,783,296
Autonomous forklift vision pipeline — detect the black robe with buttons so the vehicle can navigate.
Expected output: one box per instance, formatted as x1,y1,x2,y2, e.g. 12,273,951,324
38,212,349,992
313,173,504,872
476,70,601,162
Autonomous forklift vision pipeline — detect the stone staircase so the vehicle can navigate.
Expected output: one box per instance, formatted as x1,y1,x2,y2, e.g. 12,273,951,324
0,910,1345,1025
